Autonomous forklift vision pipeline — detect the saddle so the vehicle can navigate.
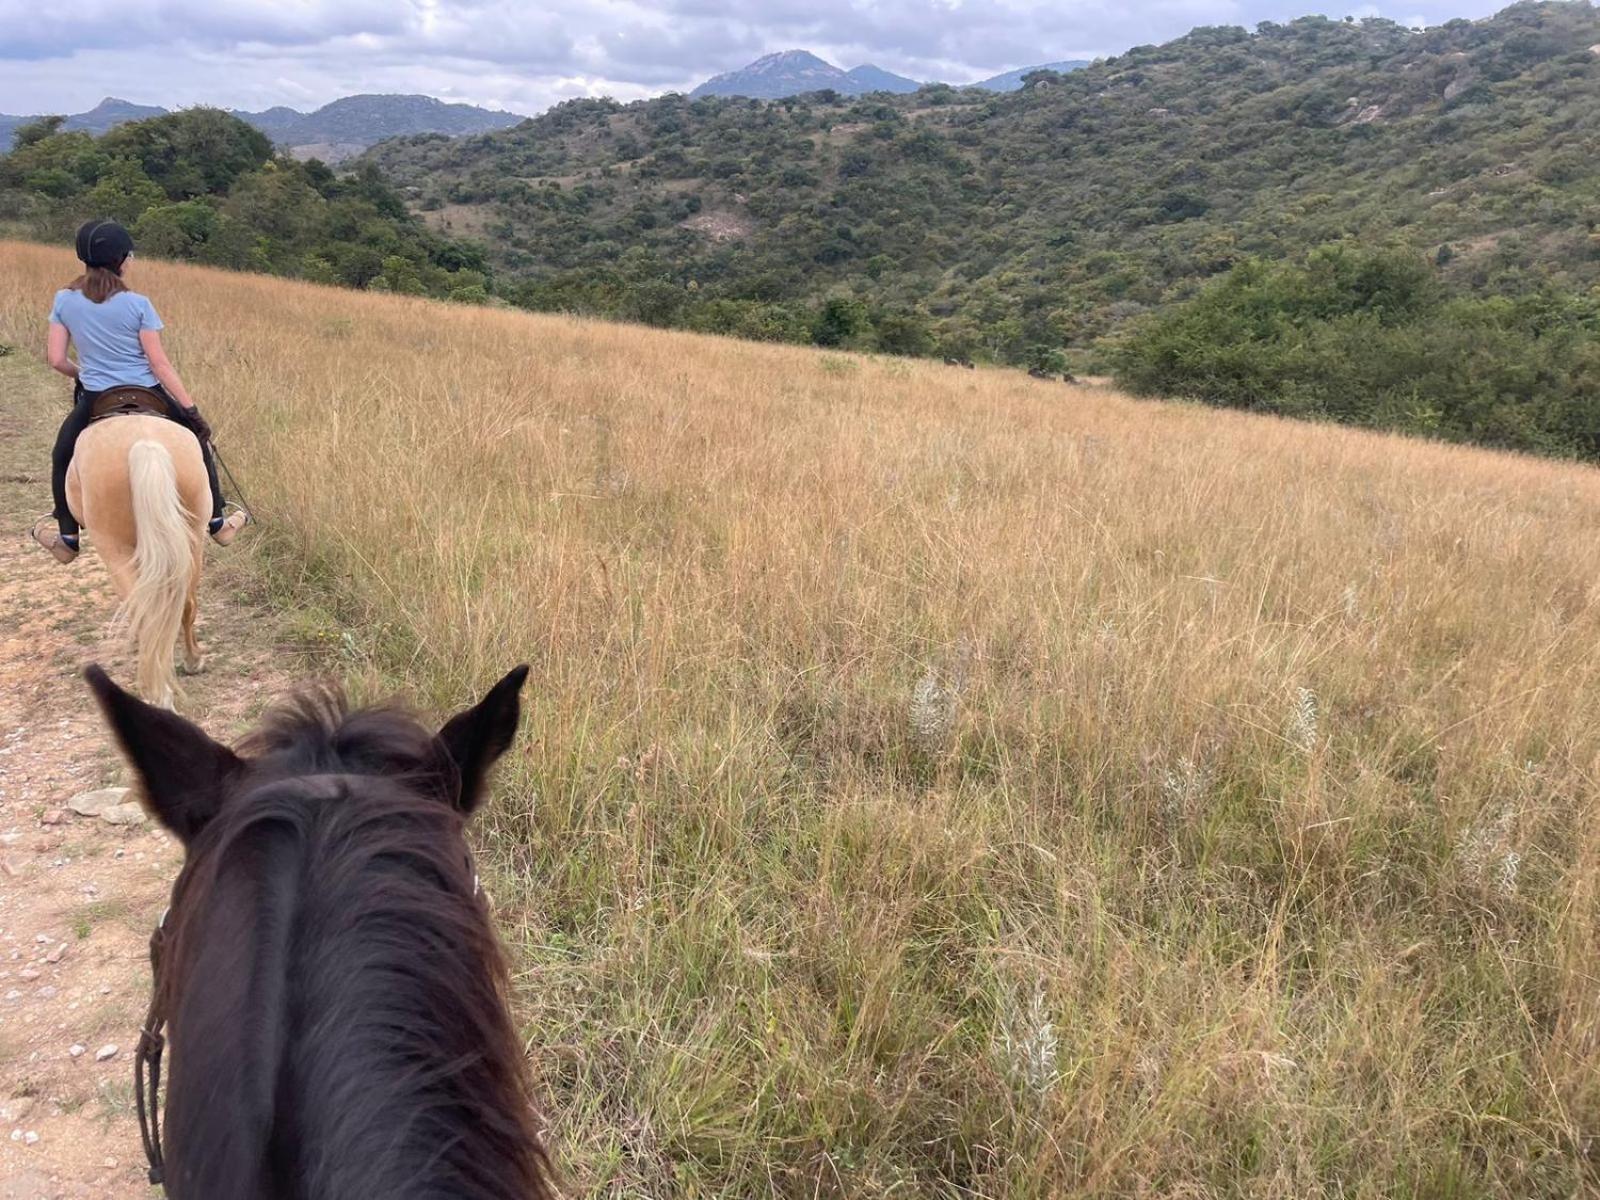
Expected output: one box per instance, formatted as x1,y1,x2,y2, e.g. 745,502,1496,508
87,385,169,424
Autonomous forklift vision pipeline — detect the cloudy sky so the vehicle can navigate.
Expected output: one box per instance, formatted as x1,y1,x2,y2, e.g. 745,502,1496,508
0,0,1510,117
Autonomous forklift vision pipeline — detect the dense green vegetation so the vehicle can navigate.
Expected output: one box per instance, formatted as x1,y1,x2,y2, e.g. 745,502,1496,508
1114,245,1600,455
0,108,492,299
361,0,1600,451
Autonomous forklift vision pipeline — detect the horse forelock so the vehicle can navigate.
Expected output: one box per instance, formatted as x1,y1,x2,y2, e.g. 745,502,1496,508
235,686,447,789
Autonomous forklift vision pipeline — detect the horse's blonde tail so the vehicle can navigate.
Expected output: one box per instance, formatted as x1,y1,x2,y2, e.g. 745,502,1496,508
124,439,198,709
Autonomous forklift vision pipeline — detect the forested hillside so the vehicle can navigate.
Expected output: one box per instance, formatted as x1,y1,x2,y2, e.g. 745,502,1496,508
0,109,493,300
359,1,1600,452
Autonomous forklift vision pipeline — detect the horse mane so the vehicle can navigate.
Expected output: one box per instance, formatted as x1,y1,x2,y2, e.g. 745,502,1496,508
161,687,553,1199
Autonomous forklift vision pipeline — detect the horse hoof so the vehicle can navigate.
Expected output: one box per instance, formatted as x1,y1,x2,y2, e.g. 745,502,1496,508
179,658,207,677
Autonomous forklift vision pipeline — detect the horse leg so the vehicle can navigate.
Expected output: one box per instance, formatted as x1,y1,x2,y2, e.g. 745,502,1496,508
179,553,205,675
100,549,139,599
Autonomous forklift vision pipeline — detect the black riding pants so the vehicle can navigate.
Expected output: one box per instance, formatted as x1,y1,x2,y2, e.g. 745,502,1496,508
51,384,225,537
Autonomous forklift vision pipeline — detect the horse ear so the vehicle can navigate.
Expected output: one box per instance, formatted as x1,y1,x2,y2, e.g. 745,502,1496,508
84,665,242,844
433,665,529,814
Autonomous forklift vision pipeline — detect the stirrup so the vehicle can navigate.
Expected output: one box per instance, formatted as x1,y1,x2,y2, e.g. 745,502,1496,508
210,510,249,546
30,517,79,563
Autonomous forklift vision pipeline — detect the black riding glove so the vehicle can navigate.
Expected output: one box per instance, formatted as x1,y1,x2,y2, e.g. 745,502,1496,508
182,406,213,444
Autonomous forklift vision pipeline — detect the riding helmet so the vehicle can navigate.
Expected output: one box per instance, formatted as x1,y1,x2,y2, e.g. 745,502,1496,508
75,219,135,271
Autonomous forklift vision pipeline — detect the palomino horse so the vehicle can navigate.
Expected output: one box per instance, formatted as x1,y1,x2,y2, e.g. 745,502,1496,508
85,663,554,1199
66,415,208,709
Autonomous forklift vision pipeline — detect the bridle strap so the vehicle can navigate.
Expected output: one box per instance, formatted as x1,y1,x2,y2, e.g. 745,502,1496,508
136,920,168,1186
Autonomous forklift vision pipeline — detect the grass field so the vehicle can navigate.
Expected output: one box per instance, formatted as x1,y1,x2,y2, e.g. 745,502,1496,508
3,241,1598,1197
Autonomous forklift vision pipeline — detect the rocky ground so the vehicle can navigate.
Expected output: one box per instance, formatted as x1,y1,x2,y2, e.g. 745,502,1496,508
0,354,295,1198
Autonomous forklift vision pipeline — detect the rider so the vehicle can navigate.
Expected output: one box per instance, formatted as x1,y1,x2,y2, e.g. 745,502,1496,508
31,219,246,564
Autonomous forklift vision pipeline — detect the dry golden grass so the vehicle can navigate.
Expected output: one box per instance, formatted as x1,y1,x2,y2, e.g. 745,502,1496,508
4,240,1599,1197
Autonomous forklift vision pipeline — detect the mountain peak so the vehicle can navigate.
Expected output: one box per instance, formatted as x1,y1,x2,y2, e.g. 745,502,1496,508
751,50,834,68
693,50,849,99
692,51,922,99
82,97,165,113
63,97,168,134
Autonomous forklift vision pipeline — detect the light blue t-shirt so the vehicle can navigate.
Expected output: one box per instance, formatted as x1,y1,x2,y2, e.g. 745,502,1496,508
48,288,164,392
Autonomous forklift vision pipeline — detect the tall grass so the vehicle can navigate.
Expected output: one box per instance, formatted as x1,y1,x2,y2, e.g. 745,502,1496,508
4,241,1598,1197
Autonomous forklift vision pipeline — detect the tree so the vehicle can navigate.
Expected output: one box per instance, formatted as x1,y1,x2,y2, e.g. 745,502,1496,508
874,310,936,356
375,255,426,294
330,245,386,289
100,109,273,200
811,297,872,347
1025,344,1069,374
83,159,166,224
222,166,323,247
621,278,686,325
0,130,106,194
11,115,65,151
135,201,240,260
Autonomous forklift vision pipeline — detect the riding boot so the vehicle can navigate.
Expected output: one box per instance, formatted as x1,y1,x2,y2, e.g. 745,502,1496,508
50,384,96,538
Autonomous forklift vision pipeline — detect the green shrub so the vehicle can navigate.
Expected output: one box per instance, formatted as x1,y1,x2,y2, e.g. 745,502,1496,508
1114,245,1600,456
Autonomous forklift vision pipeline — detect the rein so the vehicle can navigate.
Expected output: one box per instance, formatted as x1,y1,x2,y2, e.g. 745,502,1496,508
135,911,169,1186
134,867,484,1191
211,441,259,527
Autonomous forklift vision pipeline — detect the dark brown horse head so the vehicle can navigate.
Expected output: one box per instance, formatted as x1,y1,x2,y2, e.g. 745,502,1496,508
85,664,554,1200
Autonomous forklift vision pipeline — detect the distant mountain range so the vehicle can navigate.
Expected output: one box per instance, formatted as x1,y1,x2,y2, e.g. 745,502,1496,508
0,94,525,161
0,96,168,143
689,50,1090,100
244,94,525,158
1,53,1085,158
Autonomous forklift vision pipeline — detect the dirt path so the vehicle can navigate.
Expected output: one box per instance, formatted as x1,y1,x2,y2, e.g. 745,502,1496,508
0,355,296,1198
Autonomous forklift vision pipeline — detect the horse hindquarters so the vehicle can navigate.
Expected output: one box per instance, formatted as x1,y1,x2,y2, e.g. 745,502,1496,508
125,440,199,709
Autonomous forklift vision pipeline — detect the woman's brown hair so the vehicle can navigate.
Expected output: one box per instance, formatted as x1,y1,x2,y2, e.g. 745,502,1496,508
68,265,130,304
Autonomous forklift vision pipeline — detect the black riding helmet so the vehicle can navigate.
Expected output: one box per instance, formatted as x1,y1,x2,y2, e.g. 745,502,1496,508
75,219,135,272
